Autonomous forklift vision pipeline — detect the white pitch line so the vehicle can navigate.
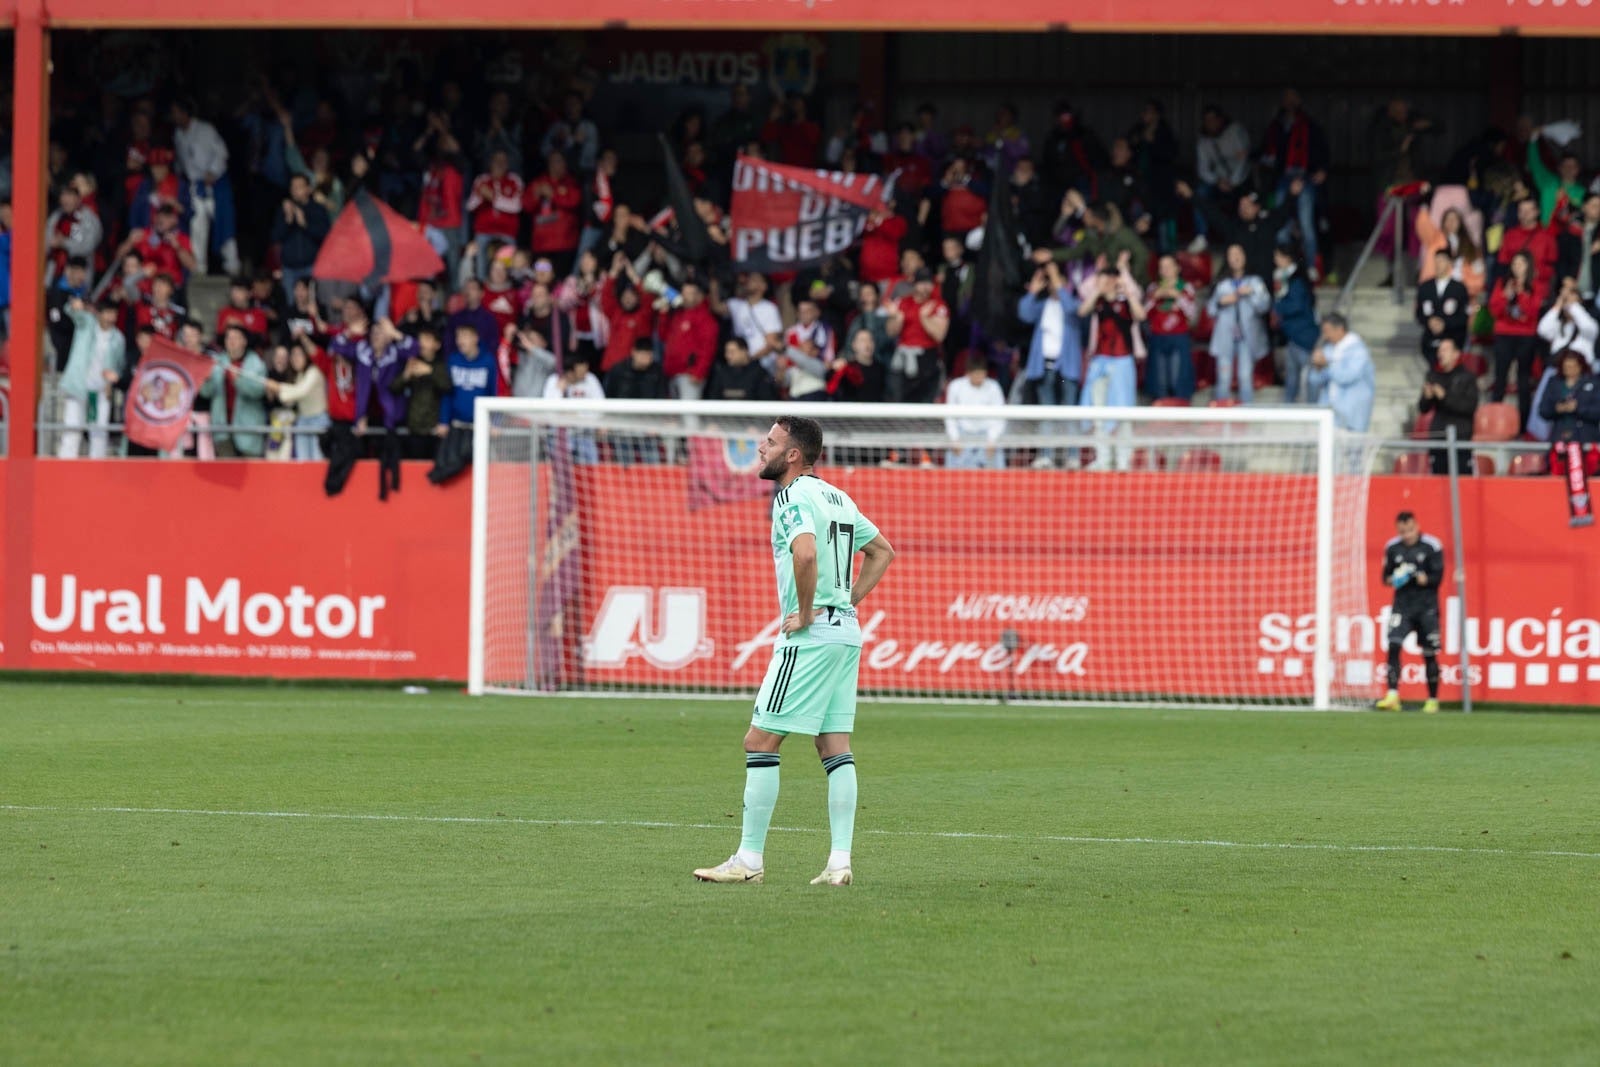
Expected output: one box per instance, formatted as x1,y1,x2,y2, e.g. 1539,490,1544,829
2,803,1597,860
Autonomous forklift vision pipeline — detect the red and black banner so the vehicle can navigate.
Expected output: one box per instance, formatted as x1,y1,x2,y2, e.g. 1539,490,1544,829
729,155,894,273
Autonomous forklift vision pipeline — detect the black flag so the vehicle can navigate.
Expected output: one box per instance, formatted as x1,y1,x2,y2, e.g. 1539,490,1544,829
973,168,1026,345
659,134,714,266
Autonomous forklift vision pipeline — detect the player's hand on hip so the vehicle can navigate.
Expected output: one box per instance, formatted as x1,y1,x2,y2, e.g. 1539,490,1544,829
780,612,813,635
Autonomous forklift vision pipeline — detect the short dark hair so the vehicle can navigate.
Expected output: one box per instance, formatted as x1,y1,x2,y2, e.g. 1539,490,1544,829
631,336,654,354
774,415,824,466
1322,311,1349,332
1396,510,1416,525
725,336,750,354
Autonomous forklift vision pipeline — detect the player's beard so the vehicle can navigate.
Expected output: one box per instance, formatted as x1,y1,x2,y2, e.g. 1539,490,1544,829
758,455,788,481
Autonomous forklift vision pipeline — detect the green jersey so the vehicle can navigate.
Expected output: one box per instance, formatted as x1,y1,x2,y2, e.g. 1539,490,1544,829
770,474,880,648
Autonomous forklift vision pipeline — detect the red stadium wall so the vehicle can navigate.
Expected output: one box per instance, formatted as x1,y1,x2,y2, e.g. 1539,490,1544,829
0,461,470,680
3,461,1598,704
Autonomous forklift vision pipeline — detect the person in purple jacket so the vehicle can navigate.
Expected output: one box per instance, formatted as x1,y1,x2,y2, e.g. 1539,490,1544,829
328,301,411,440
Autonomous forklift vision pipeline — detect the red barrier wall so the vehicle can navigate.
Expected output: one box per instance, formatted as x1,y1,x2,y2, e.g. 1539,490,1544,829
0,461,469,679
3,461,1597,704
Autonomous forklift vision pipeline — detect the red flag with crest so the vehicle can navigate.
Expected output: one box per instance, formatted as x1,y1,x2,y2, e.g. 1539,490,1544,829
124,335,217,453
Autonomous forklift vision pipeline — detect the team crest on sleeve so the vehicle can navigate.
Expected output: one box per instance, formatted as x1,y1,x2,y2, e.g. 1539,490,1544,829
777,505,805,539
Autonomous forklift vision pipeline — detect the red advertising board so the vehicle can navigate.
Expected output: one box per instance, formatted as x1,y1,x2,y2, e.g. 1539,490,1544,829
563,467,1600,706
0,461,469,679
3,459,1599,704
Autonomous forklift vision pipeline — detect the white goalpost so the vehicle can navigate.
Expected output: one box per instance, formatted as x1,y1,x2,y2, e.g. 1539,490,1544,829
468,399,1376,709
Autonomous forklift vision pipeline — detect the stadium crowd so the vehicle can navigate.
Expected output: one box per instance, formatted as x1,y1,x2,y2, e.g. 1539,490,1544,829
13,60,1600,472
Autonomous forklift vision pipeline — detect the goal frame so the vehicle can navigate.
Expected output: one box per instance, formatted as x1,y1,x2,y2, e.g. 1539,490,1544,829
467,398,1339,709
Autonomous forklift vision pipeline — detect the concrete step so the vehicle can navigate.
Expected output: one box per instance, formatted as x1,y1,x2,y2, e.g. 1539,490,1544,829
187,276,231,339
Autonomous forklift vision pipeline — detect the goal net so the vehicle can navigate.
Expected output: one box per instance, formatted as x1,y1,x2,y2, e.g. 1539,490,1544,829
469,399,1378,709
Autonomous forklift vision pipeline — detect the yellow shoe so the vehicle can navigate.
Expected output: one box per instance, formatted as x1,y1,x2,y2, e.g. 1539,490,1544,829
1421,699,1440,714
693,856,763,884
1375,691,1402,712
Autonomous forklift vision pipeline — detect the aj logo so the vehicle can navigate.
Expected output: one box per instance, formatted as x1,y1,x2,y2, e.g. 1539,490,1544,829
583,587,715,670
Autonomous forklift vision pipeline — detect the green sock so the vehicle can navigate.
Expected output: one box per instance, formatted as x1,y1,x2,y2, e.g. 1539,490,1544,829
823,753,857,855
739,752,780,858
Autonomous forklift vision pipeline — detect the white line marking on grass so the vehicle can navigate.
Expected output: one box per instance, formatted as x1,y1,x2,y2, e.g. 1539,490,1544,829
3,804,1597,860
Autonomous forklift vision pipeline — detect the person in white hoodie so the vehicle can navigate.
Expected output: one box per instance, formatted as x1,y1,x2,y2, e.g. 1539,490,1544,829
1527,280,1599,440
543,351,605,463
944,355,1007,469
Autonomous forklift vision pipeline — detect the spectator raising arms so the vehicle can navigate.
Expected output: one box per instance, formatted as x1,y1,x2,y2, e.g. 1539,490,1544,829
1144,252,1197,400
56,299,125,459
1019,257,1082,414
1078,261,1147,471
661,279,718,404
598,253,657,373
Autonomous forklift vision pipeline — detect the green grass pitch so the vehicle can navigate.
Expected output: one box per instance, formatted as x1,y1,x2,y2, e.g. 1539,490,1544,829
2,681,1597,1066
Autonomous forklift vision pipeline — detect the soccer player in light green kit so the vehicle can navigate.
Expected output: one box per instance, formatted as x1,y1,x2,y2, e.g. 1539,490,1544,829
694,415,896,886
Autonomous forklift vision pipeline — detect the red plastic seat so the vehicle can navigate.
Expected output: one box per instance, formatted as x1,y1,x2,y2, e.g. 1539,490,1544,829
1508,452,1549,476
1176,449,1223,472
1392,453,1432,474
1151,397,1191,407
1473,402,1520,443
1209,398,1242,408
1129,448,1168,471
1192,310,1216,344
1474,454,1497,477
1410,410,1435,440
1461,350,1489,377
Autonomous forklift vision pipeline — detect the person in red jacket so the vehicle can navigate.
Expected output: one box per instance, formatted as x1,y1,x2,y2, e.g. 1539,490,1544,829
1497,196,1559,293
882,124,933,198
939,158,987,239
465,149,523,279
598,253,657,373
418,149,464,287
858,210,906,288
214,277,269,344
526,150,582,277
660,278,719,402
1489,249,1547,433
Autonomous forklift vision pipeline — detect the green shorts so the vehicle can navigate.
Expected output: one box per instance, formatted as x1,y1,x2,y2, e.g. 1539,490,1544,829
750,642,861,737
